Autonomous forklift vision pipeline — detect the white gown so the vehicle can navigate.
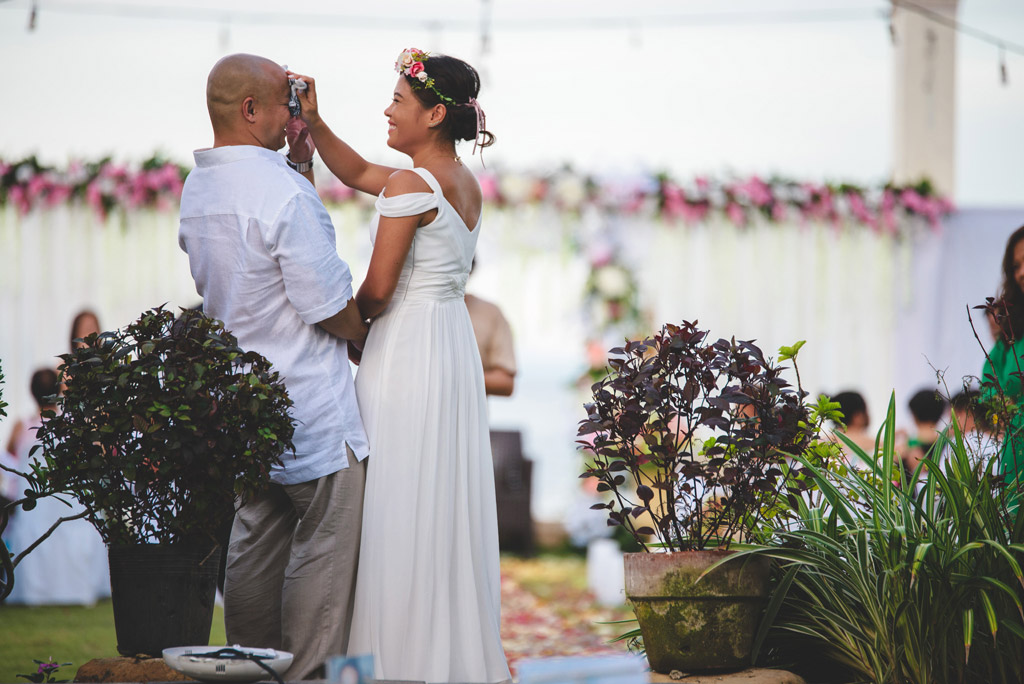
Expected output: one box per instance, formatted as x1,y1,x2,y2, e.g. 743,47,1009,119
350,168,510,683
5,417,110,605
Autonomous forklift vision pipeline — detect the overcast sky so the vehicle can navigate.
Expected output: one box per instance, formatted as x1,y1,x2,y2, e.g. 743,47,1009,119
1,0,1022,205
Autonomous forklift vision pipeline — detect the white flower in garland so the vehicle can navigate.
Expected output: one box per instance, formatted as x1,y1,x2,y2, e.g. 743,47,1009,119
594,264,632,300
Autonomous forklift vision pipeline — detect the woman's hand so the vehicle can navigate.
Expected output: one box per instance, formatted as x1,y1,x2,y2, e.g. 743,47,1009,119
285,70,320,127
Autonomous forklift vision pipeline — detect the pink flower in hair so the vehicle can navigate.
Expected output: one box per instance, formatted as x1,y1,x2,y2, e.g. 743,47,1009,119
409,62,424,77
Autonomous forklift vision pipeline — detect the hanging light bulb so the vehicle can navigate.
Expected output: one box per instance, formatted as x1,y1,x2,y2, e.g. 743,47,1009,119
1000,45,1008,85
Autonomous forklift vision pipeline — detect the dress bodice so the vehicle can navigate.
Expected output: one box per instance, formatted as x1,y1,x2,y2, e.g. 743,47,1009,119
370,167,480,303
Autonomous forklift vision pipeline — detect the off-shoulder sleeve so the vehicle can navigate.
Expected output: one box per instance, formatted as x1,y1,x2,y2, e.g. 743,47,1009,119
375,191,439,218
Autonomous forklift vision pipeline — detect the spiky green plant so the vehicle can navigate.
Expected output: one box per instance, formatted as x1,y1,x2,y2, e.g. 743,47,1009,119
721,394,1024,684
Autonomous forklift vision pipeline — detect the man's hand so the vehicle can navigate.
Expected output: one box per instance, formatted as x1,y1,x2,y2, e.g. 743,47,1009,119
286,117,315,164
348,341,364,366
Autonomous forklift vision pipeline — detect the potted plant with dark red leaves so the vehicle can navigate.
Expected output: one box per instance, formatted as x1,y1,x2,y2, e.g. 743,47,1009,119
578,321,840,673
26,306,295,657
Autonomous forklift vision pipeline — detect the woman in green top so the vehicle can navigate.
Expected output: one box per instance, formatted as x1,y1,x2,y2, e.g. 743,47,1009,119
982,225,1024,486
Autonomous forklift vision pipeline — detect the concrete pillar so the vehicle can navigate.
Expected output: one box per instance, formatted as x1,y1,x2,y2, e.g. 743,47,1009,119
892,0,958,197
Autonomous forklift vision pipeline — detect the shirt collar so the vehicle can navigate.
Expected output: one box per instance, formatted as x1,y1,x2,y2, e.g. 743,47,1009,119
192,145,286,168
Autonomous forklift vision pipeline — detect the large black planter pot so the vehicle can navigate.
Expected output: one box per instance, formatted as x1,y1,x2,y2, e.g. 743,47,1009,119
108,544,222,657
624,550,771,673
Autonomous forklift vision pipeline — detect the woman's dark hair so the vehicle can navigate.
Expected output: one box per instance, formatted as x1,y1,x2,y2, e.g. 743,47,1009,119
997,225,1024,341
832,390,868,428
70,309,100,351
403,54,495,149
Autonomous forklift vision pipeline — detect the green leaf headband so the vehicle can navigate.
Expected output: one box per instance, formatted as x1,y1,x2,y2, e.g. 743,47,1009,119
395,48,458,106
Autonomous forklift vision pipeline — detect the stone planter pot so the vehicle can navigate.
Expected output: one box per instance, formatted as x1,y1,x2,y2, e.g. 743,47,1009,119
108,544,221,657
624,550,771,673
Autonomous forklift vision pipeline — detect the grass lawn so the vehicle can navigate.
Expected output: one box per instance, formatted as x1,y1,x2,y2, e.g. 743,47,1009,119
0,600,226,683
0,556,629,682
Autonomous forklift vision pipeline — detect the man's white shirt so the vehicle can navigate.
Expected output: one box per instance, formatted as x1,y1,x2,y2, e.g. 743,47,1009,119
179,144,369,485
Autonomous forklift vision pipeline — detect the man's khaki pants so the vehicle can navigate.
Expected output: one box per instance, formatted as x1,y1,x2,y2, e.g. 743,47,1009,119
224,452,366,680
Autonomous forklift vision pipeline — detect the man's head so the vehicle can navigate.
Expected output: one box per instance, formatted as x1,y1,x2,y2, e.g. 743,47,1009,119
951,390,990,435
908,389,946,427
206,54,292,151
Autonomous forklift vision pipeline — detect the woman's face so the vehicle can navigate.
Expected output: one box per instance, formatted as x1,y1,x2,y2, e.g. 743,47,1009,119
1013,238,1024,294
384,77,431,152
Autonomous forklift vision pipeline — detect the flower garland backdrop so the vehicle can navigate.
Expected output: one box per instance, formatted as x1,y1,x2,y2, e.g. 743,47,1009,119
0,156,954,231
0,154,979,523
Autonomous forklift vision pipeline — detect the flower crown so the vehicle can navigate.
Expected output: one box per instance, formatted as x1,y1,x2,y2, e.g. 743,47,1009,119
395,48,488,160
395,48,458,106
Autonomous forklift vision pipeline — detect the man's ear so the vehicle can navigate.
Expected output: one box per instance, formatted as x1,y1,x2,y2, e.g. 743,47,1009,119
242,96,257,123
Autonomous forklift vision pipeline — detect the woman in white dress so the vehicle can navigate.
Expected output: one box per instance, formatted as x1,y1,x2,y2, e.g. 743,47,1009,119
288,50,509,683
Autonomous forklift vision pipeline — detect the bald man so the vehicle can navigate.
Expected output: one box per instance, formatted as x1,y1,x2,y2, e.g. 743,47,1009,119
178,54,369,678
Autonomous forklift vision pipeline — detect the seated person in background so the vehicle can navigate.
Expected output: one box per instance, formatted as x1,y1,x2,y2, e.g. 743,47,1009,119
465,287,516,397
830,390,875,467
903,389,948,473
5,369,109,605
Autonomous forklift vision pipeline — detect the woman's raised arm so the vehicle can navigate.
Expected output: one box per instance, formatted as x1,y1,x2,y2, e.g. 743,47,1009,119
288,70,396,196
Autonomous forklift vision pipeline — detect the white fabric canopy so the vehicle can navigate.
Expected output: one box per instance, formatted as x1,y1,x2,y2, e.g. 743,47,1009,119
1,204,1022,521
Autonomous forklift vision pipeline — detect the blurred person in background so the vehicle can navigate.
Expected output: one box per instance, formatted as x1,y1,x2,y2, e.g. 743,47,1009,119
830,390,874,468
69,309,101,350
466,261,516,397
5,369,108,605
942,390,999,471
982,225,1024,489
902,389,948,474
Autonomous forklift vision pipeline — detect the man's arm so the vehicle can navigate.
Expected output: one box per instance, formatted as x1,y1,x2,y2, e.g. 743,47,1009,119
317,298,367,347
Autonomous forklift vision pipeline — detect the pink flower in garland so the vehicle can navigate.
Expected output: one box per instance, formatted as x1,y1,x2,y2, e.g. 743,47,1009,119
319,179,355,203
771,202,787,222
845,191,875,229
45,184,71,208
661,182,686,220
726,202,746,226
735,176,772,208
880,189,898,233
9,185,30,215
478,172,500,203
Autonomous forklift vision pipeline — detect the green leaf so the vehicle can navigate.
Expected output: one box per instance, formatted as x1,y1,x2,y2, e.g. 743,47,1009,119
777,340,806,362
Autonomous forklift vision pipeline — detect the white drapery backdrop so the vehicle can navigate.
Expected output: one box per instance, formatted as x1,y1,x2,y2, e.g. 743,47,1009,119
2,204,1022,520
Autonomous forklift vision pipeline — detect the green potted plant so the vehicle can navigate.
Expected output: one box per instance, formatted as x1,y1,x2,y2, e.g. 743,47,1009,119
578,320,838,673
26,306,295,657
